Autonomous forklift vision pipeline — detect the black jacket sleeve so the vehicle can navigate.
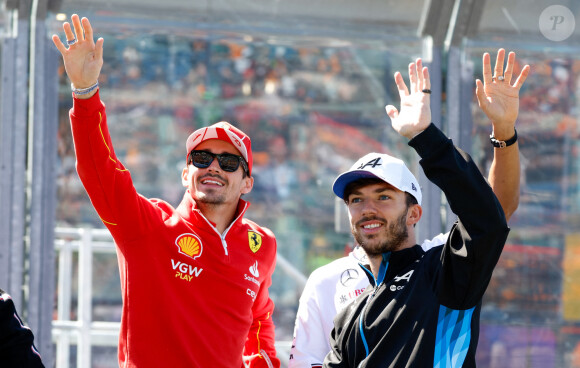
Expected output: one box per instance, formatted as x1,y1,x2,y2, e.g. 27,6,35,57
409,123,510,309
0,289,46,367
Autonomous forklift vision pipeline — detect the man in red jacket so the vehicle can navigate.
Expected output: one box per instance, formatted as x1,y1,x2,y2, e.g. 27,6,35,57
53,14,279,368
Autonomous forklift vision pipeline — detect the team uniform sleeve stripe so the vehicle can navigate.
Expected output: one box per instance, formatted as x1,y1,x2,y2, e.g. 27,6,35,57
96,112,124,226
98,112,128,171
99,217,117,226
434,305,475,368
450,310,472,366
256,320,263,353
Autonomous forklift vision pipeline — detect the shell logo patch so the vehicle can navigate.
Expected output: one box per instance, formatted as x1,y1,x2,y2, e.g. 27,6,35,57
175,233,203,260
248,231,262,253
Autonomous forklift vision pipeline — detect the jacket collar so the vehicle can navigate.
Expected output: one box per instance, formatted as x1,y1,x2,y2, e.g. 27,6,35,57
361,244,425,286
176,190,249,229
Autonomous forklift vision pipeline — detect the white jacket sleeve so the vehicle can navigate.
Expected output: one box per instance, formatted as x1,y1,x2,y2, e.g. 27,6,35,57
288,271,329,368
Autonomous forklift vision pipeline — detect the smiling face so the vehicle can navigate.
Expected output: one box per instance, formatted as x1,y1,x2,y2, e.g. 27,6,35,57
346,179,421,255
182,139,253,207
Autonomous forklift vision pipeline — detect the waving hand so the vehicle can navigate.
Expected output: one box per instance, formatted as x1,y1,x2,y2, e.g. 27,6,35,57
476,49,530,139
52,14,104,97
385,58,432,139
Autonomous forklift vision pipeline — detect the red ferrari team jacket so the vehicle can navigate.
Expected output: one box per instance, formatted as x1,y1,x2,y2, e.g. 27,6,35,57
69,91,280,368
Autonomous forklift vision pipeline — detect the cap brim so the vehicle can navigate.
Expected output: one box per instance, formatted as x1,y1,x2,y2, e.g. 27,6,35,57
332,170,382,200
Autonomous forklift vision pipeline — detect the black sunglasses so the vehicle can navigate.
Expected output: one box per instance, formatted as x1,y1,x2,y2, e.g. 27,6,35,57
188,150,248,174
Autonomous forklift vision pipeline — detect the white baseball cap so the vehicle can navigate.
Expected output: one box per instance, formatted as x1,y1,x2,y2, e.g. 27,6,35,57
332,152,422,205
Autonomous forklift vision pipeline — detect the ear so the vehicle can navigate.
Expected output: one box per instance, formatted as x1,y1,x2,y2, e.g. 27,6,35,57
181,166,190,187
407,204,422,226
241,176,254,195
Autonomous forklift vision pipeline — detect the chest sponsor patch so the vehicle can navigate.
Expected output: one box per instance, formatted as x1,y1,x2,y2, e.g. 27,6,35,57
248,231,262,253
340,268,360,286
244,261,261,286
393,270,414,283
172,259,203,282
249,261,259,277
337,288,366,306
175,233,203,260
389,270,415,291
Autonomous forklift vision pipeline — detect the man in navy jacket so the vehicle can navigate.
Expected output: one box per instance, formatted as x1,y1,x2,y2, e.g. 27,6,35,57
324,52,529,367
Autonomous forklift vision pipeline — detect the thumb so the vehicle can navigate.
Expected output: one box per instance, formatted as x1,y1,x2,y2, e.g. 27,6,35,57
385,105,398,120
475,79,488,109
94,37,104,61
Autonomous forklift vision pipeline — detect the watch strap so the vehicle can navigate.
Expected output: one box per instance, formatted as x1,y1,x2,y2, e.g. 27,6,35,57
490,129,517,148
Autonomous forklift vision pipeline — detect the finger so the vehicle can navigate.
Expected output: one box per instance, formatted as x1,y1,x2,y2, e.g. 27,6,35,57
394,71,410,97
385,105,399,120
504,51,516,84
482,52,492,85
512,64,530,90
422,66,431,91
416,58,424,90
81,17,94,45
475,79,489,110
493,48,505,78
71,14,84,41
408,62,418,93
63,22,75,43
52,34,67,54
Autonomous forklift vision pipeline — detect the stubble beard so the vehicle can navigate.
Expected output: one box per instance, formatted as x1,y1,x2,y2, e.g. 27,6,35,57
194,174,228,206
351,208,409,256
197,192,226,205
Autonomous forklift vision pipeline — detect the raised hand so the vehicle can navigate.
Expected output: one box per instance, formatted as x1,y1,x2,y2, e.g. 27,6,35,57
476,49,530,139
385,58,432,139
52,14,104,93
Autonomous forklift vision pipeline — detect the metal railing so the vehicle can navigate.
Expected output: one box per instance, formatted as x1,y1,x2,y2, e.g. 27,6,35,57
52,227,304,367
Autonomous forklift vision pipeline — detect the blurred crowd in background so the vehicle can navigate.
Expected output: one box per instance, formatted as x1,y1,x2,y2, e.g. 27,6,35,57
53,30,580,366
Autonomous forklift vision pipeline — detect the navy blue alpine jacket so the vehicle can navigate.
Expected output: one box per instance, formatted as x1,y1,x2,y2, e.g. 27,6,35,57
324,123,510,367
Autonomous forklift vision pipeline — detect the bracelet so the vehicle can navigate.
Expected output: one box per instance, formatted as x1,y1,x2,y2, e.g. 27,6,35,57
490,129,517,148
71,81,99,95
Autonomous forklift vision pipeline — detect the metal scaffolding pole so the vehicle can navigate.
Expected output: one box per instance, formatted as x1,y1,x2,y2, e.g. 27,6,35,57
0,1,58,366
0,3,31,314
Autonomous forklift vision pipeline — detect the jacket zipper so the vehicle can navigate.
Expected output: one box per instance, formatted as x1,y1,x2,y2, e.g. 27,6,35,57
357,253,390,366
196,202,248,256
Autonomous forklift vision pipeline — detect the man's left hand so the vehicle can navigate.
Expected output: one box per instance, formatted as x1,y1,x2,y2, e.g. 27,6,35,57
476,48,530,140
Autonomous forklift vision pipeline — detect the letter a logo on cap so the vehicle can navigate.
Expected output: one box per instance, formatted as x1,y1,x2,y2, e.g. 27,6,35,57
358,157,382,170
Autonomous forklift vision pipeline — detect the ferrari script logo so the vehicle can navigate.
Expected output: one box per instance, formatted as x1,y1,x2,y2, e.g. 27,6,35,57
248,231,262,253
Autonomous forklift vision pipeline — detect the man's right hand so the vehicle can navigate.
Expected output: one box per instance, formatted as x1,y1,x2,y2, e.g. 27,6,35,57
52,14,103,99
385,58,432,140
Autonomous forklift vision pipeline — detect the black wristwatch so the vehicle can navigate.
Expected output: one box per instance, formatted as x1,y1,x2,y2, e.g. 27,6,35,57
490,129,517,148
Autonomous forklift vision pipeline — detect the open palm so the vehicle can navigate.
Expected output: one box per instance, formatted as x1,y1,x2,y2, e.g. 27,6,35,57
386,59,432,140
476,49,530,135
52,14,103,89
